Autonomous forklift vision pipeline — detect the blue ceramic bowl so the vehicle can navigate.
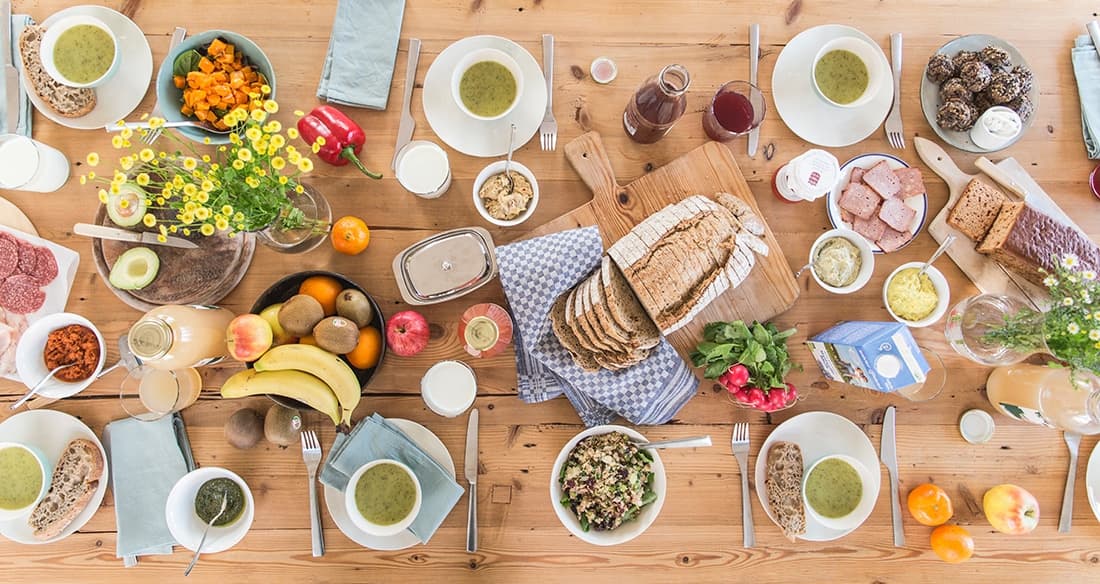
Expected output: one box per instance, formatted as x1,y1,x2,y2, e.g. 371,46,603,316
154,30,276,145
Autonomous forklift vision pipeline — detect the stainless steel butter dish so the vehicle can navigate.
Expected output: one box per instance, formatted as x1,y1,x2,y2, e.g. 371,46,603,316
393,227,498,305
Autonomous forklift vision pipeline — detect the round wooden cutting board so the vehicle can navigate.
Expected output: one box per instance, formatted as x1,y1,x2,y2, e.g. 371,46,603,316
0,196,37,235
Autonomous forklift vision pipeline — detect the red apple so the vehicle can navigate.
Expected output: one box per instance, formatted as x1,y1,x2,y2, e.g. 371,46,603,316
983,484,1040,534
386,310,430,357
226,314,274,362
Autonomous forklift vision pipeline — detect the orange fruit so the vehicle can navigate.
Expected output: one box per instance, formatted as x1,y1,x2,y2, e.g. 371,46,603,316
299,276,343,315
930,525,974,563
331,216,370,255
299,334,318,346
346,327,382,369
908,483,954,527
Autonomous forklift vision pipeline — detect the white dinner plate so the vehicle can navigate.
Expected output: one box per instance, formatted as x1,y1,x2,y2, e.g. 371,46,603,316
825,153,928,254
1086,440,1100,525
754,411,880,542
772,25,892,147
0,409,109,544
422,35,548,157
323,418,456,550
24,6,153,130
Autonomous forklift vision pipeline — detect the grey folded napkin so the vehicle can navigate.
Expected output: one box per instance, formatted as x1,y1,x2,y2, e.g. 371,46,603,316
1072,35,1100,158
104,415,191,567
316,0,406,110
2,14,33,136
496,226,700,427
320,413,463,544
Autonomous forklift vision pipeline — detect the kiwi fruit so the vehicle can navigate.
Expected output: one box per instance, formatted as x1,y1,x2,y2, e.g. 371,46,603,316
264,404,302,447
336,289,374,327
278,294,325,337
313,316,360,354
225,408,263,449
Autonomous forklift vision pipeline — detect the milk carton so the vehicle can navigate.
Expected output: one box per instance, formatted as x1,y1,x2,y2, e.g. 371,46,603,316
805,321,930,393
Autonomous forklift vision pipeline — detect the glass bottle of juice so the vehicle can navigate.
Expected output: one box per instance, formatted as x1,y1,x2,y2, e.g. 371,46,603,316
985,363,1100,435
128,305,236,370
623,64,691,144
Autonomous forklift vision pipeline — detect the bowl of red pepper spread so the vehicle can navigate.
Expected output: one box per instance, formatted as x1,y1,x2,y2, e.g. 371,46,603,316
42,325,100,383
14,313,106,399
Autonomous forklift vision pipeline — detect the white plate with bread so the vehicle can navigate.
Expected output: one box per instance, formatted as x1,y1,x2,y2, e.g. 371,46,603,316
755,411,879,542
0,409,107,544
18,5,152,129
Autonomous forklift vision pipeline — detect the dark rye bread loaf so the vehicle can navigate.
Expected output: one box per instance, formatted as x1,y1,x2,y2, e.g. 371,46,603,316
947,179,1007,241
977,202,1100,285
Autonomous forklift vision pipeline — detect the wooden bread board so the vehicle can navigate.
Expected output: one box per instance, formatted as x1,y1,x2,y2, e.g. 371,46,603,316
527,132,800,359
915,136,1080,310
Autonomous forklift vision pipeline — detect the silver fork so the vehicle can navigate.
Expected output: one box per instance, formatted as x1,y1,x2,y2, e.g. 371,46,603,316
143,27,187,144
731,422,754,548
1060,431,1082,533
538,34,557,151
301,430,324,557
884,32,905,150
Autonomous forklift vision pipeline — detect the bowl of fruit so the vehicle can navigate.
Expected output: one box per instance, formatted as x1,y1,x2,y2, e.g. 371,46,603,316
220,271,385,428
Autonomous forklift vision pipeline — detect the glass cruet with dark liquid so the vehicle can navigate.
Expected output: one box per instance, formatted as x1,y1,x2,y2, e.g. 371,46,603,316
623,64,691,144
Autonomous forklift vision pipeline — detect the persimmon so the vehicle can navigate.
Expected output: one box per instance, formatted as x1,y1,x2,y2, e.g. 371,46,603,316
930,525,974,564
907,483,954,526
298,275,343,315
331,216,370,255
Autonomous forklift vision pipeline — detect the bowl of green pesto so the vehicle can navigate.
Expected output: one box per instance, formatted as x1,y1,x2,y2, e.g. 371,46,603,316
550,426,666,546
165,467,254,553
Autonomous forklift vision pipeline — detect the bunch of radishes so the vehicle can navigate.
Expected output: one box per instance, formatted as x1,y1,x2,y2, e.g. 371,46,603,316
718,363,798,412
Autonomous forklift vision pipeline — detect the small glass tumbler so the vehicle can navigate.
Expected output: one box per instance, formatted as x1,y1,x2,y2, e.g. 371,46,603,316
120,366,203,421
702,81,766,142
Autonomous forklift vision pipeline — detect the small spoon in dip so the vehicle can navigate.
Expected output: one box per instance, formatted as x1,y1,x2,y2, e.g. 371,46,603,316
917,234,956,278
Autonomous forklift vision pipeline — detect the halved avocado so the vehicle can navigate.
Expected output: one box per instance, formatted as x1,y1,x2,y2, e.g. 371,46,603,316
109,247,160,290
106,184,149,228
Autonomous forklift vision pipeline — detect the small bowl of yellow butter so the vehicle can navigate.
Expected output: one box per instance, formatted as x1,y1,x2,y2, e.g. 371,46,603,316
883,261,950,328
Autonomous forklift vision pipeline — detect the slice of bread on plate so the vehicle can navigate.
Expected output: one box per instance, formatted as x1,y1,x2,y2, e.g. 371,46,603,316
765,441,806,542
18,25,97,118
28,438,104,540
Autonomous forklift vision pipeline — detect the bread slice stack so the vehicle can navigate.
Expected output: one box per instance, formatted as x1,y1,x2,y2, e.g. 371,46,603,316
18,26,97,118
765,441,806,542
27,439,104,540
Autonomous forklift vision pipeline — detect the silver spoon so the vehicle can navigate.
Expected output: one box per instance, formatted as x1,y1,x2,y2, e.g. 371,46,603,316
184,492,228,576
95,334,141,379
631,435,713,450
917,234,957,277
11,363,76,410
503,123,517,194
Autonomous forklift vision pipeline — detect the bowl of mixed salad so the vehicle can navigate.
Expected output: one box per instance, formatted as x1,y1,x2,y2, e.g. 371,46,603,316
549,425,666,546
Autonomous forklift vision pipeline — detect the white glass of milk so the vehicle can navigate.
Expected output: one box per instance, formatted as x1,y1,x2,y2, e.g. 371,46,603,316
421,360,477,417
0,134,70,192
395,140,452,199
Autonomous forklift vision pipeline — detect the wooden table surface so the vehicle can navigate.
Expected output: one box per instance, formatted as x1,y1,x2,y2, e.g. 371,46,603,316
4,1,1100,582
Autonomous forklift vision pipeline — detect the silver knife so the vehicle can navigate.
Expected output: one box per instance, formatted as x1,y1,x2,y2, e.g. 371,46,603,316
391,38,421,170
880,406,904,547
465,407,479,553
73,223,199,249
746,24,760,157
2,0,19,134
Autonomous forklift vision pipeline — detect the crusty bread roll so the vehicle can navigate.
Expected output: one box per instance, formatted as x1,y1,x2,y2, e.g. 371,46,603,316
27,438,104,540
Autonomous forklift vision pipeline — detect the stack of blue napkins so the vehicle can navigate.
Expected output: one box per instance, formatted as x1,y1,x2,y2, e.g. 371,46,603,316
316,0,406,110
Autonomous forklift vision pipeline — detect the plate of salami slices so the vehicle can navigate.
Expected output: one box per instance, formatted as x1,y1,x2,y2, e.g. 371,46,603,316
826,153,929,254
0,226,80,380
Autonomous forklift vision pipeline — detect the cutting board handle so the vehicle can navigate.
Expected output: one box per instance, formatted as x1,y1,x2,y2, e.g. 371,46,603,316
565,132,622,203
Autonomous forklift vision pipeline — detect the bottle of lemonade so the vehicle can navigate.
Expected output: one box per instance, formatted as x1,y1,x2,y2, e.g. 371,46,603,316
128,305,236,370
985,363,1100,435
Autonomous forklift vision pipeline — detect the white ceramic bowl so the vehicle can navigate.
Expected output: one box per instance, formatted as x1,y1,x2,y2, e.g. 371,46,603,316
883,261,950,328
549,425,667,546
165,467,254,553
344,459,422,537
472,160,540,227
811,36,887,109
451,47,524,121
0,442,51,520
15,313,106,399
39,15,120,88
809,228,875,294
802,454,877,531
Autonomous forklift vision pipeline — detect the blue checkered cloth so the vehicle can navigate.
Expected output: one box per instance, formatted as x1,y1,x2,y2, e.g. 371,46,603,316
497,226,700,426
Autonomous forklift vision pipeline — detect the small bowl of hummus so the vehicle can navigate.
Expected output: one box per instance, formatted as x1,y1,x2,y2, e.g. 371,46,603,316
808,229,874,294
883,262,950,328
472,160,539,227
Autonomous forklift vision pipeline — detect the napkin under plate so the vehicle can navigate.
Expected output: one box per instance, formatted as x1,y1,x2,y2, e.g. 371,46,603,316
2,14,33,136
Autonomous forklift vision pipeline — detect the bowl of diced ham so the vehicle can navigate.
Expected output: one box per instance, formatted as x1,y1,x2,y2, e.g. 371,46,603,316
826,153,929,254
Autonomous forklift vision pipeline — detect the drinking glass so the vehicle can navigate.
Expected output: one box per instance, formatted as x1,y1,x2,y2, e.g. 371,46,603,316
120,366,203,421
0,134,70,192
702,81,766,142
894,346,946,402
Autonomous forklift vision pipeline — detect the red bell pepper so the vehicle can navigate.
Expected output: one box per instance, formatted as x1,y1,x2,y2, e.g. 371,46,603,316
297,105,382,179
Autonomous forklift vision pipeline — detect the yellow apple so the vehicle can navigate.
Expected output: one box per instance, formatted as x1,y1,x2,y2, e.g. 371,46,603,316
259,303,296,346
226,314,274,362
983,484,1039,534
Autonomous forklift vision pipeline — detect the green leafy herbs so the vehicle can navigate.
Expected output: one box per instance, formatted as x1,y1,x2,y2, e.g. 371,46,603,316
690,320,799,389
172,49,204,78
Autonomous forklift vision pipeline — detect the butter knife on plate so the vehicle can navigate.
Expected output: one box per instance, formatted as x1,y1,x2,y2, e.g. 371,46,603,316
747,24,760,157
392,38,421,170
73,223,199,249
465,407,479,553
881,405,904,546
2,0,20,133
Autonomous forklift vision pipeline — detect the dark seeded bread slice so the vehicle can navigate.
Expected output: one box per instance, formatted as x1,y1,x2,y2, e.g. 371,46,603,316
19,26,97,118
586,272,634,347
602,258,661,344
765,441,806,542
549,294,599,372
570,284,617,353
579,275,630,353
28,439,103,540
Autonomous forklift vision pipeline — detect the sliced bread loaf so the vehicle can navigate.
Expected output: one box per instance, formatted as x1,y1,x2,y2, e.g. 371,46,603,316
978,202,1100,286
947,179,1008,241
28,438,103,540
549,294,599,372
764,441,806,542
19,26,97,118
601,259,661,344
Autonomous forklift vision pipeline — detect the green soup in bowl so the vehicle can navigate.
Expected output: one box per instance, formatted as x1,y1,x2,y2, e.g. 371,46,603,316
0,443,50,518
344,459,422,537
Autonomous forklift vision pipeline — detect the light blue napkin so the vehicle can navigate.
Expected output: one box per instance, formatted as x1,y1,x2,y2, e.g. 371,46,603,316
316,0,407,110
1072,35,1100,158
2,14,33,136
320,413,464,544
104,415,190,567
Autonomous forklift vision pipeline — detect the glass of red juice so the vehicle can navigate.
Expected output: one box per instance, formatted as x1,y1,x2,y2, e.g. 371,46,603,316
703,81,765,142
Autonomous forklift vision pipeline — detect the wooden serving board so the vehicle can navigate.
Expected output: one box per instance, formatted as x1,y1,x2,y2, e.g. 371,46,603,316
0,196,36,235
916,136,1077,310
527,132,800,358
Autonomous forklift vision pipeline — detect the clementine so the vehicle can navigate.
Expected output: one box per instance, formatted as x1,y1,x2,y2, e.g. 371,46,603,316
346,327,383,369
331,216,370,255
299,276,343,315
930,524,974,564
908,483,954,526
